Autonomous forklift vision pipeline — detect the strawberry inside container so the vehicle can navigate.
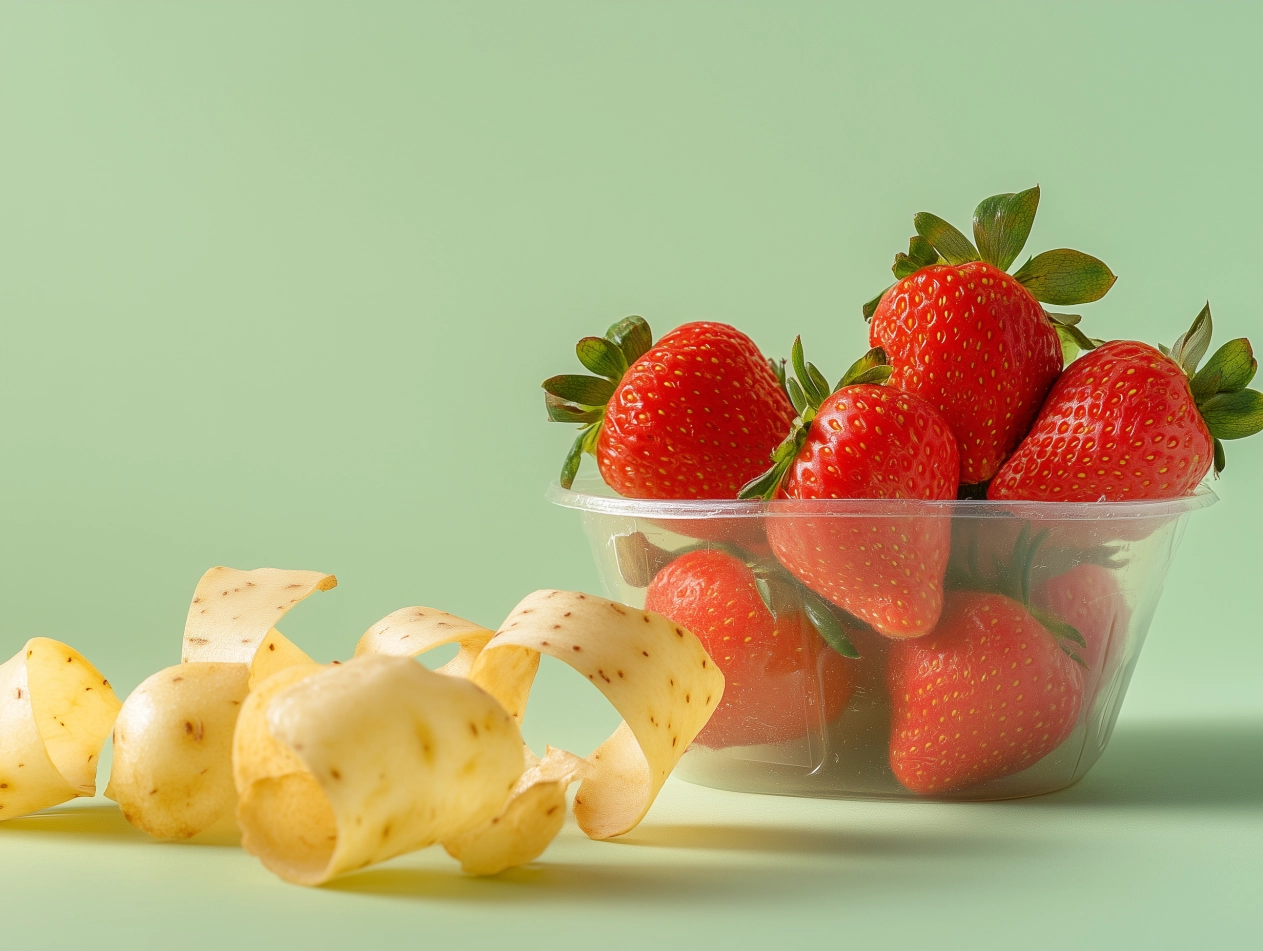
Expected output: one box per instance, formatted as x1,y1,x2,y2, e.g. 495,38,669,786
548,474,1215,802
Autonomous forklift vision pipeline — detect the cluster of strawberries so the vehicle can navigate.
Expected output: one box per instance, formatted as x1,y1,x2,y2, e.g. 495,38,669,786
543,187,1262,794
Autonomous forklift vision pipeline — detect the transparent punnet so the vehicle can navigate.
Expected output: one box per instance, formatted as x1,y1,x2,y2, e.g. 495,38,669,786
549,474,1216,801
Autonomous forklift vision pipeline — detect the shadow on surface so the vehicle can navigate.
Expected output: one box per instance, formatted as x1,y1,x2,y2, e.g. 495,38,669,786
327,825,1009,904
327,861,810,904
0,803,145,842
0,802,240,846
615,824,975,856
1040,719,1263,809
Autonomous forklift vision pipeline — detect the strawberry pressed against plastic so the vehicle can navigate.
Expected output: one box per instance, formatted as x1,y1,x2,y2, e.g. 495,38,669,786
887,590,1084,795
1032,563,1130,697
740,341,959,638
644,549,856,749
864,186,1117,486
543,317,794,499
989,305,1263,501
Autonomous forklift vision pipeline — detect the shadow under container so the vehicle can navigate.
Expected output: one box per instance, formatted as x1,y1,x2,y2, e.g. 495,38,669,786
548,476,1216,802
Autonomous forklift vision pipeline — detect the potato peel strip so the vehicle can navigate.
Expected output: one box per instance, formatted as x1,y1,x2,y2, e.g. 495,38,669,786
0,638,120,820
471,589,724,840
234,655,523,886
354,606,493,679
182,567,336,665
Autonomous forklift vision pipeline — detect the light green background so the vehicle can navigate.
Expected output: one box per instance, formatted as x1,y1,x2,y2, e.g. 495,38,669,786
1,2,1261,948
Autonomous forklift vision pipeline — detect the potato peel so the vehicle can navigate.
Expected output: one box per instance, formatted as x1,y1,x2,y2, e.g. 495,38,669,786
470,589,724,840
0,638,120,820
235,655,523,886
354,606,493,678
182,567,336,666
443,746,591,876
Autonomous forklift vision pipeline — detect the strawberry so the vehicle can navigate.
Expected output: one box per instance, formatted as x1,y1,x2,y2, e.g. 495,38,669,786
644,548,857,749
740,341,959,638
887,590,1084,795
989,305,1263,501
543,316,795,498
864,186,1117,485
1032,563,1130,696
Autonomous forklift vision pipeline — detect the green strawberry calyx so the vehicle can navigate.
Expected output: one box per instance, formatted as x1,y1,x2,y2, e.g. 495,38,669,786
542,315,654,489
1158,304,1263,474
862,186,1118,360
612,530,864,658
736,338,891,501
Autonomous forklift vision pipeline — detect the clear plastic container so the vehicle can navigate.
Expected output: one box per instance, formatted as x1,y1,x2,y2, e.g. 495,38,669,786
548,474,1216,801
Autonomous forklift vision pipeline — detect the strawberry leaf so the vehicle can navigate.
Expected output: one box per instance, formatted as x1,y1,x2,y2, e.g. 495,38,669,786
1012,249,1117,305
605,315,653,365
907,234,941,269
542,374,616,406
559,427,592,489
892,253,921,280
1200,388,1263,440
837,347,890,389
862,286,891,322
613,532,676,588
1192,338,1257,401
786,377,809,416
801,596,860,659
1170,303,1213,376
1036,612,1088,649
972,185,1040,272
545,392,604,424
913,212,980,265
1214,437,1227,475
576,336,629,381
1047,313,1097,364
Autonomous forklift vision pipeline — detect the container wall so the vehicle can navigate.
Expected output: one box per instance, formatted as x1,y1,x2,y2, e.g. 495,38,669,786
578,504,1195,801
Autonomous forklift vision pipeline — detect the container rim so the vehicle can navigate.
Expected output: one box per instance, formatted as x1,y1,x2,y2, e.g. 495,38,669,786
546,477,1219,521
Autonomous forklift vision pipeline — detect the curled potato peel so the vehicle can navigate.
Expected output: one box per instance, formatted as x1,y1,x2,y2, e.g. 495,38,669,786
354,605,493,678
0,638,120,820
470,589,725,840
109,567,335,839
234,654,524,886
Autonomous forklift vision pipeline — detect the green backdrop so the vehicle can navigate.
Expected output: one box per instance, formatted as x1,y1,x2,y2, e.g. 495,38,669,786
1,2,1260,948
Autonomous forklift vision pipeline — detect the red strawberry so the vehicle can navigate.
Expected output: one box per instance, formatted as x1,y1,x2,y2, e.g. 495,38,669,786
543,316,795,499
1032,563,1130,696
864,186,1116,485
740,341,959,638
644,548,856,749
989,305,1263,501
887,590,1084,795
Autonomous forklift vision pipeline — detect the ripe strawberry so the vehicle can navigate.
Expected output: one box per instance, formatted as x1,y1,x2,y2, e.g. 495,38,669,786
644,548,856,749
740,341,959,638
989,305,1263,501
543,316,795,498
864,186,1117,485
1032,563,1130,696
887,590,1084,795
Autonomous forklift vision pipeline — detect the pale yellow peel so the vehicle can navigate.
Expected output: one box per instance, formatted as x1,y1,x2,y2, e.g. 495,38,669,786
249,629,315,691
0,638,120,820
470,590,724,840
235,654,524,886
182,567,336,666
443,746,592,875
354,606,493,678
105,663,249,839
